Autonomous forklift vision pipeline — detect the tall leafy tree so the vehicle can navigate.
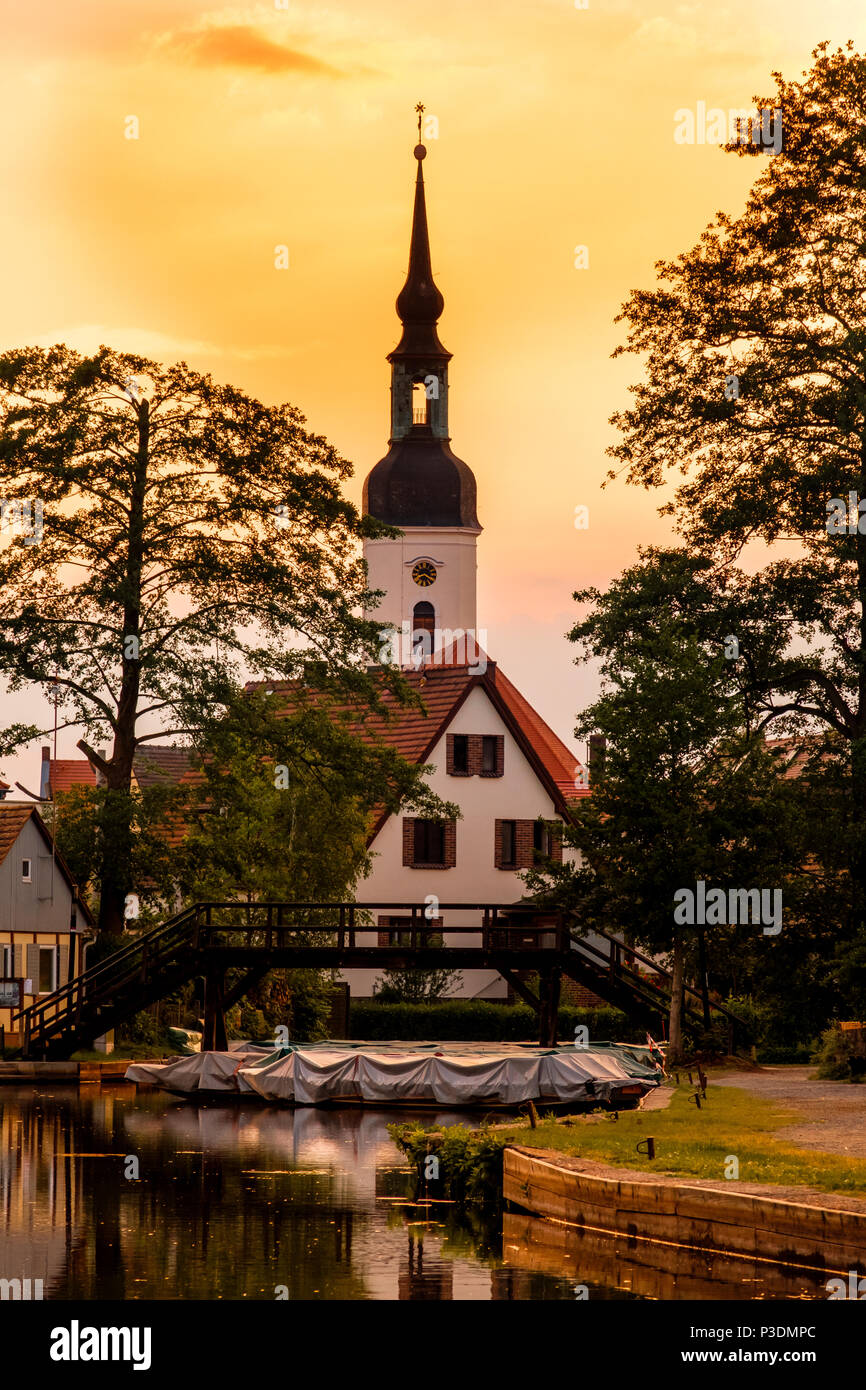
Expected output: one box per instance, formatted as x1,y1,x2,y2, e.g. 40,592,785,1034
525,551,809,1059
608,41,866,945
0,345,402,931
175,691,458,1038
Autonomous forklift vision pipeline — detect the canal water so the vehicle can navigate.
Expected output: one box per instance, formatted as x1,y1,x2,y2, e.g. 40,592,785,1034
0,1086,832,1301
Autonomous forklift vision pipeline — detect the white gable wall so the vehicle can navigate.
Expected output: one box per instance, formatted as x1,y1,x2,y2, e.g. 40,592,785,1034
342,684,572,999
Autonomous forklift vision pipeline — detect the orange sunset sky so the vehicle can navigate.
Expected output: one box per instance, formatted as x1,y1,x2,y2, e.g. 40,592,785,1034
1,0,863,786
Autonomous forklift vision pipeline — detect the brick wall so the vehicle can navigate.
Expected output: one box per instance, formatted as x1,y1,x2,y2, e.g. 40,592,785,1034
560,976,607,1008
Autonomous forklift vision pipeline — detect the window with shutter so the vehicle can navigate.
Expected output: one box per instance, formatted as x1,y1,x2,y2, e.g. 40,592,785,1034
413,819,445,866
499,820,517,868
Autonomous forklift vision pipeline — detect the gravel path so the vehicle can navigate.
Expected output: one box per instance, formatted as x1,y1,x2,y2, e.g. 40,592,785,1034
710,1065,866,1159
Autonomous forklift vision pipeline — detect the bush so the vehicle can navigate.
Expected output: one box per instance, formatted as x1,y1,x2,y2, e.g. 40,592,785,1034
722,994,817,1062
389,1121,507,1207
115,1007,170,1050
349,999,631,1042
813,1025,866,1081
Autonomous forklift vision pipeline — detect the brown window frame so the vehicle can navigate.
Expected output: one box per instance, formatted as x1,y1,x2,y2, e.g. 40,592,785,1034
499,819,517,869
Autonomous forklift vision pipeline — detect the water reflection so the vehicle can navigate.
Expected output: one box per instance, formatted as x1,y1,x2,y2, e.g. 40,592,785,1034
0,1087,832,1301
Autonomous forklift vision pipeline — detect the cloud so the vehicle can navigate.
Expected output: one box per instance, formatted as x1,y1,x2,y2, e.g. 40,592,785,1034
15,325,301,364
630,16,699,56
168,25,350,77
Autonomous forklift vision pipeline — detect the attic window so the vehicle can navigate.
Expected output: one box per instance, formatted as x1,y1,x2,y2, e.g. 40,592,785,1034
480,735,504,777
21,859,32,883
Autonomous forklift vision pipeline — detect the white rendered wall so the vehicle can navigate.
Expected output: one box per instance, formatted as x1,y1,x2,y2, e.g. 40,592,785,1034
364,527,479,640
341,684,572,999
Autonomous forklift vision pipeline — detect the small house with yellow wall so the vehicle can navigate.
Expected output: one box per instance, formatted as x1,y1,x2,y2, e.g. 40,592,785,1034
0,802,94,1048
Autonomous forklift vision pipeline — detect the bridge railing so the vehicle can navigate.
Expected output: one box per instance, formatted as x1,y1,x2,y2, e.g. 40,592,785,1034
12,904,200,1050
192,901,566,952
567,918,749,1036
12,900,567,1053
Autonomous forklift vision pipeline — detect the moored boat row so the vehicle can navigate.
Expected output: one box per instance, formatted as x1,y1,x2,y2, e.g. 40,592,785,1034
125,1040,661,1107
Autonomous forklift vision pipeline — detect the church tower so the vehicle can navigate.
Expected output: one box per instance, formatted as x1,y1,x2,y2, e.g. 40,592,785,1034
363,114,481,662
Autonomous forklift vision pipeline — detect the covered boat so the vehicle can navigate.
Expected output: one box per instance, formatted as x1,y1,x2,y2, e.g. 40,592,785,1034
126,1040,660,1108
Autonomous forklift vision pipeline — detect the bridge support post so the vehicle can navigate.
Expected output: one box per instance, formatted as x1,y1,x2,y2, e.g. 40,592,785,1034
203,969,228,1052
538,966,561,1048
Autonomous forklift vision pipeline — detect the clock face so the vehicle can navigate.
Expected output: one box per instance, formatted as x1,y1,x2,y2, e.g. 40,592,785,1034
411,560,437,587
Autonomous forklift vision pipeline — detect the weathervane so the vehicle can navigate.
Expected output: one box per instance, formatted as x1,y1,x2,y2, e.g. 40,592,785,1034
415,102,424,141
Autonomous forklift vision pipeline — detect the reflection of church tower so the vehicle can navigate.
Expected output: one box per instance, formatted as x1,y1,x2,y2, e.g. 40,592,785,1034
363,112,481,660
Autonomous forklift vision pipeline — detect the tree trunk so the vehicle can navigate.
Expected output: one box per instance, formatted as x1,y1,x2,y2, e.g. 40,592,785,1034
853,436,866,942
96,399,149,935
668,929,685,1065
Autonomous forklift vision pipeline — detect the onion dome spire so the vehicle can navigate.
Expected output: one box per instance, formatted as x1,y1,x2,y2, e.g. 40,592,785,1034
391,104,449,361
363,105,479,530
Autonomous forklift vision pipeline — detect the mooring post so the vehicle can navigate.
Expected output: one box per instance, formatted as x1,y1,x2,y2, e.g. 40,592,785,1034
203,969,228,1051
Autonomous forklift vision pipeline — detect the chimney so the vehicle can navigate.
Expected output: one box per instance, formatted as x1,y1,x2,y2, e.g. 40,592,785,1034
40,745,52,800
588,734,607,783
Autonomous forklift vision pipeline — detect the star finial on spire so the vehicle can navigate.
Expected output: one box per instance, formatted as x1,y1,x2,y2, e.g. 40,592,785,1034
415,102,425,141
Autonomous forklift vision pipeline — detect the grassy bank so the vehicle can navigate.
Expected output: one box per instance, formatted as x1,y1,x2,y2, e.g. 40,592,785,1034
505,1083,866,1196
392,1081,866,1204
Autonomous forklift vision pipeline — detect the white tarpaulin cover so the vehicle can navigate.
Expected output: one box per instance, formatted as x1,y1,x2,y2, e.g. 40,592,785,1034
126,1049,261,1093
126,1041,659,1107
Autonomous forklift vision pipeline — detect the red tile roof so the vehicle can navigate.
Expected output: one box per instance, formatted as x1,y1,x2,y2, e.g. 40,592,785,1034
133,745,194,789
765,735,838,780
493,667,586,802
161,656,587,851
48,759,97,795
0,804,34,867
248,655,588,826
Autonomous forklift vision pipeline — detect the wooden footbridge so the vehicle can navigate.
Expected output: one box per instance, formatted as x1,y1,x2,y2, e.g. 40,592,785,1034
12,900,745,1059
